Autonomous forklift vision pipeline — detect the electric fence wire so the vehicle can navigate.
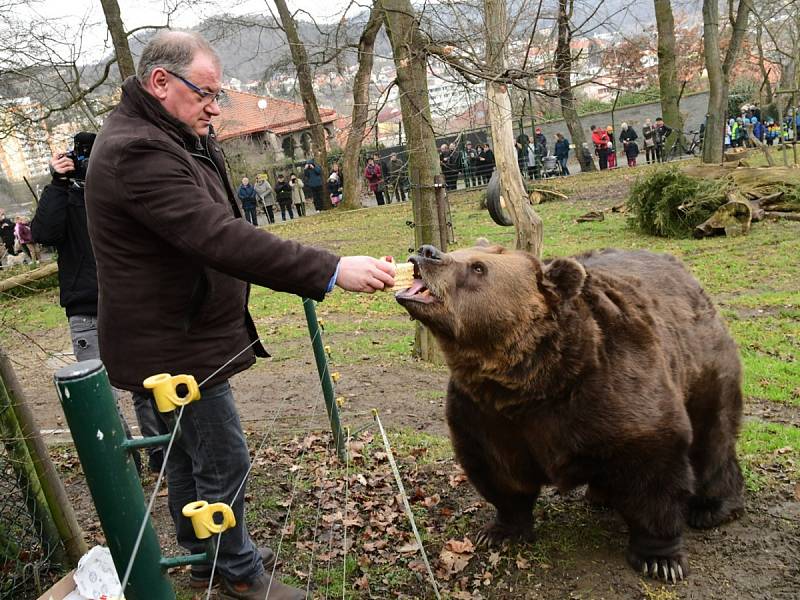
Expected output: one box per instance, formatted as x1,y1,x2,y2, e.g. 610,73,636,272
117,337,265,596
200,316,340,599
341,426,352,600
373,411,442,600
204,381,290,600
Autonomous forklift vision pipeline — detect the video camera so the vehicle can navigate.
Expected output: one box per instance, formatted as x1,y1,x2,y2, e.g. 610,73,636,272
61,132,96,181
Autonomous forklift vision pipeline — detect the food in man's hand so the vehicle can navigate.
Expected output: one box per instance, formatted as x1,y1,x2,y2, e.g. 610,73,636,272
389,262,415,290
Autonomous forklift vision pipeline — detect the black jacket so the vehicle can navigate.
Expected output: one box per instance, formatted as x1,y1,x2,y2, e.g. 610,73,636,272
31,180,98,317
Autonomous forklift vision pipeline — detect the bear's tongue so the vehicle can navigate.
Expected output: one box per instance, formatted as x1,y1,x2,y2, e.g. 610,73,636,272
396,278,425,297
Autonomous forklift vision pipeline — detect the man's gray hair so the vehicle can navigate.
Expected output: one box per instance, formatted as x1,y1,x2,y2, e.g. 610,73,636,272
136,30,221,82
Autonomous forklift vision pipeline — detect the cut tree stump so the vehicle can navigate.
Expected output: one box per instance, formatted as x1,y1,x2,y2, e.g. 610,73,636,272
694,199,752,238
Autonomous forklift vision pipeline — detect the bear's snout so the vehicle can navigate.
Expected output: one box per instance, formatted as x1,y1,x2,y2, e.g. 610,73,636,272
418,244,444,262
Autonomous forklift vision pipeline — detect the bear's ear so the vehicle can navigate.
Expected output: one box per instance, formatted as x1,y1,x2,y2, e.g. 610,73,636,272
543,258,586,303
474,238,506,254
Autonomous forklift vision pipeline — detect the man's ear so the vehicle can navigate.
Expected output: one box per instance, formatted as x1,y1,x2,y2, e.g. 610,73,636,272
543,258,586,303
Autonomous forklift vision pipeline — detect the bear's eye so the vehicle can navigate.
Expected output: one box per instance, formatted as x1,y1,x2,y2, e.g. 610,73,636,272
472,262,486,274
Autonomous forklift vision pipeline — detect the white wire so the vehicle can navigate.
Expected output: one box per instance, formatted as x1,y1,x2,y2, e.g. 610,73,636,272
117,337,264,596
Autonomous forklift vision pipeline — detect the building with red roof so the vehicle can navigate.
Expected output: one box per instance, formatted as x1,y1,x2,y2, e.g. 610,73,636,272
213,88,341,159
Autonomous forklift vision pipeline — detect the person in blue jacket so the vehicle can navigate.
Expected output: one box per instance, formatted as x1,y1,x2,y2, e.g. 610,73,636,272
302,159,323,211
237,176,258,226
554,133,570,175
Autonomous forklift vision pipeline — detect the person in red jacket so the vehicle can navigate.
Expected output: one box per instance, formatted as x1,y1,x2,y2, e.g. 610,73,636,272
590,125,610,170
363,156,385,205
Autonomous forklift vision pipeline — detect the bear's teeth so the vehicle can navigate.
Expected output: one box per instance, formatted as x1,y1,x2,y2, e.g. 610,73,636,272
420,289,431,297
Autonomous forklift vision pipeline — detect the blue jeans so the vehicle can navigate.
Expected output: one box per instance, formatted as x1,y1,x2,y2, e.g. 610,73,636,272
243,206,258,226
69,315,165,468
134,380,261,582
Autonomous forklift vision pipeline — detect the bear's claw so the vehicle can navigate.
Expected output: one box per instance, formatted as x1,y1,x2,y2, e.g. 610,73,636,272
628,547,687,584
638,556,685,583
475,519,534,547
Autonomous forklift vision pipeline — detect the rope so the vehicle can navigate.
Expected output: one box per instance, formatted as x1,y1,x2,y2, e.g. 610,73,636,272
373,410,441,600
118,337,264,596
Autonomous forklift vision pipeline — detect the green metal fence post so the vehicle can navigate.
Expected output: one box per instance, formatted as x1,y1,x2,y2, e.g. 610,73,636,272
54,360,175,600
302,298,347,461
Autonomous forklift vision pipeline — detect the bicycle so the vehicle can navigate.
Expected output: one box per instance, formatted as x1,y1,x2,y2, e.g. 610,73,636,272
666,129,703,161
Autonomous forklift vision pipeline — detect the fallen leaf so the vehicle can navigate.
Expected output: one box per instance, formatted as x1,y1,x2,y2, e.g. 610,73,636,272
515,555,530,570
444,538,475,554
488,551,501,567
398,541,419,553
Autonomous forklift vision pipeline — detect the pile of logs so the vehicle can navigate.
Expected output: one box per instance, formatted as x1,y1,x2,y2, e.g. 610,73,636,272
684,166,800,238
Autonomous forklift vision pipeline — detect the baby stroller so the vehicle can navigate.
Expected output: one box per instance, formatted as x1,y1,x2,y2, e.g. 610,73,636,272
541,155,561,178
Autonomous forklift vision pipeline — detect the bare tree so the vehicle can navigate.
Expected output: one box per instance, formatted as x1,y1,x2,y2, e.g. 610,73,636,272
702,0,752,163
100,0,135,80
654,0,685,152
484,0,543,256
555,0,594,172
273,0,331,208
380,0,445,361
341,6,383,210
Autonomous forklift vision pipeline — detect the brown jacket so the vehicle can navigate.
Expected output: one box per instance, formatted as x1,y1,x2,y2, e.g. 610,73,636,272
85,78,339,392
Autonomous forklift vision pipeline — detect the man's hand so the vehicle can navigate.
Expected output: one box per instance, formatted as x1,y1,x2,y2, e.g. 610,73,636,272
50,153,74,175
336,256,395,292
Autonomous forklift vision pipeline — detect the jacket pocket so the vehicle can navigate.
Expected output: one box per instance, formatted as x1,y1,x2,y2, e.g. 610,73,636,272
184,270,209,333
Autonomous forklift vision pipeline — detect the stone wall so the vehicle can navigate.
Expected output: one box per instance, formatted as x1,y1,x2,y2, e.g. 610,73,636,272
514,91,710,169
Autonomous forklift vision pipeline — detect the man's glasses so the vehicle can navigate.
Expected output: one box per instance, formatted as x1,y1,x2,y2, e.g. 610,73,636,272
164,69,225,105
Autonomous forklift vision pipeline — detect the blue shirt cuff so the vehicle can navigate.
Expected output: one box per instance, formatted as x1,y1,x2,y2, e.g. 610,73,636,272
326,260,341,294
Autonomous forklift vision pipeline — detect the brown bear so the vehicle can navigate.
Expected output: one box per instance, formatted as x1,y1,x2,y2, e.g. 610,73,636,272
395,243,744,583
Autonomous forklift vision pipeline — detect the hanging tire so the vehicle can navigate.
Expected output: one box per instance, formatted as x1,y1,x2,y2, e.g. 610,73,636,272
486,171,513,227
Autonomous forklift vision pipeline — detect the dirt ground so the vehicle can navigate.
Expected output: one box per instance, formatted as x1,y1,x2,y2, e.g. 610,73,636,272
12,324,800,599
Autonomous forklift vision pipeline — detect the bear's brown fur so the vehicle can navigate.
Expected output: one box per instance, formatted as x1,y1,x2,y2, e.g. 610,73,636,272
396,244,744,583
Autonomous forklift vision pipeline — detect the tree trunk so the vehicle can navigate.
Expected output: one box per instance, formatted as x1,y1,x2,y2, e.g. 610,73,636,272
274,0,331,208
702,0,752,163
380,0,444,362
654,0,685,153
555,0,594,172
341,8,383,210
99,0,136,80
754,21,773,105
484,0,543,257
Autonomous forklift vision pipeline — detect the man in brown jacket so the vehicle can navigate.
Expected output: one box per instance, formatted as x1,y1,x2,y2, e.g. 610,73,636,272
85,31,394,600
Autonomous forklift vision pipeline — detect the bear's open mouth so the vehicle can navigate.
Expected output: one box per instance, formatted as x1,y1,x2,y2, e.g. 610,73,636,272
395,260,439,304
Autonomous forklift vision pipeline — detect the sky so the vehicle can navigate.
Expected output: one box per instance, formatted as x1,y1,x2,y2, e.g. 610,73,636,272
18,0,355,63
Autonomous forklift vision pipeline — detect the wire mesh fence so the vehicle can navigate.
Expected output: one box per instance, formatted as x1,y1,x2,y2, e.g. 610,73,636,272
0,425,66,599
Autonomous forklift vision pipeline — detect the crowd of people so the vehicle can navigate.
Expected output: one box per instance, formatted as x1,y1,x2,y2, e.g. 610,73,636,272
438,141,496,191
363,151,409,205
725,104,800,148
235,158,344,226
0,209,42,265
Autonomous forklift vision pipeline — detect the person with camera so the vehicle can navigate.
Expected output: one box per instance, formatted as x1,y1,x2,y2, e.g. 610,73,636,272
31,134,166,473
85,31,395,600
301,159,322,211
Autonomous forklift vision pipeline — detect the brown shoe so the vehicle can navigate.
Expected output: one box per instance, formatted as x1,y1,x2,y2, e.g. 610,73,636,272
221,572,304,600
189,546,276,589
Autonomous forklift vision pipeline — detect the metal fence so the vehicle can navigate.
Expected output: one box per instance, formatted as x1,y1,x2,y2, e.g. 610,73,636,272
0,437,65,599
